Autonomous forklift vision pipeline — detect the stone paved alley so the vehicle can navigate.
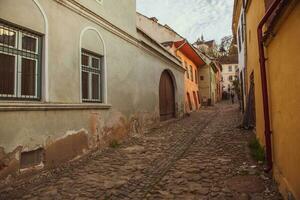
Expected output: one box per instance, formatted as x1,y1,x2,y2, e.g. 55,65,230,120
0,102,282,200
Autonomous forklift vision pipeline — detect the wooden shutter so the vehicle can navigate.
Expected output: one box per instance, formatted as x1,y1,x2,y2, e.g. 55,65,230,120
0,53,15,95
21,58,36,96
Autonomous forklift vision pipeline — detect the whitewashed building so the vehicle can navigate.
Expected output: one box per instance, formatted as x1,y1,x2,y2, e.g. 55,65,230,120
0,0,185,178
219,55,239,92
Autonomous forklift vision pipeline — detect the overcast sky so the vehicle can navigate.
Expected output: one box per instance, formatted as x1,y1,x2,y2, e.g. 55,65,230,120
136,0,234,44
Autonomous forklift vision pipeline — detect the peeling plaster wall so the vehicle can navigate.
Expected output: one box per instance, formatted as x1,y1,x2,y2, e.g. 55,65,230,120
0,0,185,178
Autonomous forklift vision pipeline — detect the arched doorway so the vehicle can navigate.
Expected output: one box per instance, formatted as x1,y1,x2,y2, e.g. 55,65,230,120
159,70,175,121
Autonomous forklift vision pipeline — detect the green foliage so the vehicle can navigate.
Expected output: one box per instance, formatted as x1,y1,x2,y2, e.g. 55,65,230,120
109,139,120,149
248,138,265,163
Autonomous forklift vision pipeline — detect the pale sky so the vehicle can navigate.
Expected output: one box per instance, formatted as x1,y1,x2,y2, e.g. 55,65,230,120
136,0,234,44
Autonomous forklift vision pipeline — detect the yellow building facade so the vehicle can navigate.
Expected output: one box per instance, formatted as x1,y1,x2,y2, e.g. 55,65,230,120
233,0,300,199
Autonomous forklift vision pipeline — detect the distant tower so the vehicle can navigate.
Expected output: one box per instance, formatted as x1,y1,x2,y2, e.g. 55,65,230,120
201,34,204,42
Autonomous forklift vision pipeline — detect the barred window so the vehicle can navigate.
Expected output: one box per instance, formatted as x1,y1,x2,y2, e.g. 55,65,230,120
81,50,102,103
0,22,42,100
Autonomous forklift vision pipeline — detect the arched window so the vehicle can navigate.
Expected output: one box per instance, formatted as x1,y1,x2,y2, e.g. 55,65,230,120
80,27,106,103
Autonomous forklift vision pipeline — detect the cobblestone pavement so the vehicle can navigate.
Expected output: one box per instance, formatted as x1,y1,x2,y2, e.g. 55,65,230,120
0,102,282,200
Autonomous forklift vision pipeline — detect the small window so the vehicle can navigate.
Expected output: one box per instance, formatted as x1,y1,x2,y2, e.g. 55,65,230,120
228,66,233,72
241,14,245,43
184,61,189,79
0,22,42,100
81,50,102,103
0,28,16,47
190,66,193,82
200,76,204,81
20,148,44,169
22,34,38,53
238,28,242,51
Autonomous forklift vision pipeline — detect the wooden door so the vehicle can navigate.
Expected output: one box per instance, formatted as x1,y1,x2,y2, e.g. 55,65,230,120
159,71,175,121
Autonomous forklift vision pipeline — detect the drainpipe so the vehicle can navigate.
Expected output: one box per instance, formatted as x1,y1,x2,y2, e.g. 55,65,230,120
257,0,283,172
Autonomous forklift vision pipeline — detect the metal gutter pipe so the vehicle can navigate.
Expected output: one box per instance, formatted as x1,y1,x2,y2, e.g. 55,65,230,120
257,0,283,173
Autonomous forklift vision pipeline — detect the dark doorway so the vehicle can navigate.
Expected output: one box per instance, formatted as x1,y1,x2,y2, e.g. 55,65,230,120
240,70,245,112
193,91,199,109
159,70,175,121
242,72,256,129
187,92,192,111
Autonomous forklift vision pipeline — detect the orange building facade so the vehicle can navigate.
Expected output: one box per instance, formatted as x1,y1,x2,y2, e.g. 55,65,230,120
163,40,205,113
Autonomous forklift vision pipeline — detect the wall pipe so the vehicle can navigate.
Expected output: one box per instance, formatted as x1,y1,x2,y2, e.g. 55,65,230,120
257,0,283,172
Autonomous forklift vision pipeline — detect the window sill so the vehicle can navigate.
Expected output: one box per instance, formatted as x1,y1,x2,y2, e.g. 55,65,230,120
0,103,112,111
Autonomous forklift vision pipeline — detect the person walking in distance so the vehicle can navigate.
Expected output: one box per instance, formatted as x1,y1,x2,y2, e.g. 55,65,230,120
231,92,235,104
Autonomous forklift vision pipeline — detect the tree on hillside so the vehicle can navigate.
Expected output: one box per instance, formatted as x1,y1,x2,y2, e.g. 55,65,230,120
219,35,238,56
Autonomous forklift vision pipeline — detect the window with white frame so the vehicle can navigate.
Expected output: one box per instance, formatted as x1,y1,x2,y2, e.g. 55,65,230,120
81,50,102,103
0,22,42,100
228,66,232,72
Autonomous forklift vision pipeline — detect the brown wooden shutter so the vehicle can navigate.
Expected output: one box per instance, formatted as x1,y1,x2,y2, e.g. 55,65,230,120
92,74,100,100
0,53,15,95
21,58,36,96
81,72,88,99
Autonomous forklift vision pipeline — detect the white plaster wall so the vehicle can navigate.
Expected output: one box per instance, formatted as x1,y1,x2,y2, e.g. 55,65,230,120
75,0,137,36
222,64,238,92
237,9,247,107
136,13,182,43
0,0,45,34
0,0,185,153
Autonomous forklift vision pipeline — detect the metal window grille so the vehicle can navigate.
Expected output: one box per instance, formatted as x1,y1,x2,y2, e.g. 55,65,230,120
81,49,102,103
0,21,42,100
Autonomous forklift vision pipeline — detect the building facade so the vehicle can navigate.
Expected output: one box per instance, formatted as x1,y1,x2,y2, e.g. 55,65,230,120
219,55,239,93
0,0,186,178
137,14,211,111
233,0,300,199
136,12,182,43
162,40,205,112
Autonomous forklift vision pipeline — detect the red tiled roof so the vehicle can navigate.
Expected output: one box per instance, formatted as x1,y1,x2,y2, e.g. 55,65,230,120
173,40,206,67
218,55,238,64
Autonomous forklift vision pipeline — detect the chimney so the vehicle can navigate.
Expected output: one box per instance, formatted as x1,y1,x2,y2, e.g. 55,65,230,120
150,17,158,23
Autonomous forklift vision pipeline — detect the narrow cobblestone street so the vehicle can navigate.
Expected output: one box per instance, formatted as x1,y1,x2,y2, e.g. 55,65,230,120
0,102,282,200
